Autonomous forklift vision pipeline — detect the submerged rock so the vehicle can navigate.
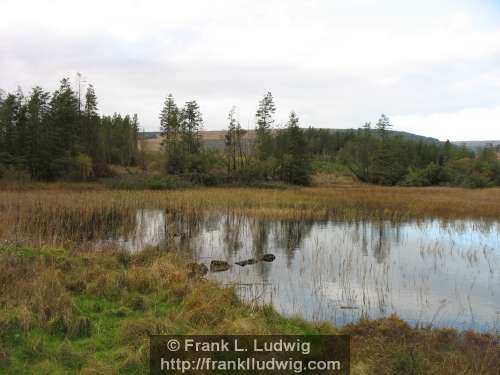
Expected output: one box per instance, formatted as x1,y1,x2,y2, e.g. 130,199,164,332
210,260,231,272
235,258,259,267
260,254,276,262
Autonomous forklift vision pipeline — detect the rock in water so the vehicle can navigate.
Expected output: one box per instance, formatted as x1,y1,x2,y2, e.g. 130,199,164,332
235,258,259,267
210,260,231,272
260,254,276,262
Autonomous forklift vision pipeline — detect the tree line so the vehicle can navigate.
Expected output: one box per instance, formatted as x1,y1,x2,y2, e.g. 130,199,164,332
2,80,498,188
0,78,140,181
159,92,500,187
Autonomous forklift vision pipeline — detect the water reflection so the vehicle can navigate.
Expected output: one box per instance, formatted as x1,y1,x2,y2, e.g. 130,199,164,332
112,210,500,332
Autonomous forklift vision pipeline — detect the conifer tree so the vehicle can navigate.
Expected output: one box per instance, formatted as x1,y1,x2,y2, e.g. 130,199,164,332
255,92,275,160
281,111,310,185
159,94,183,173
48,78,79,173
25,87,50,179
225,107,238,176
180,100,203,155
376,114,391,138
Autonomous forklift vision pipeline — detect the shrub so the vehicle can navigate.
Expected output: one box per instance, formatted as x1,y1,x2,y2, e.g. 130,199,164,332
400,169,430,187
107,174,192,190
0,165,31,183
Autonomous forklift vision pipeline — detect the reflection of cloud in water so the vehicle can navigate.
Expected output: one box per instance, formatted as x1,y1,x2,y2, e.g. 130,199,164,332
115,210,500,332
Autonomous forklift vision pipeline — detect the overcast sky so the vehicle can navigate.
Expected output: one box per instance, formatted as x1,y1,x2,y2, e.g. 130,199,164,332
1,0,500,141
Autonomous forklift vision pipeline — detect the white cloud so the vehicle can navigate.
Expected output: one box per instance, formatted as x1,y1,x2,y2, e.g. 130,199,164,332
1,0,500,139
393,107,500,141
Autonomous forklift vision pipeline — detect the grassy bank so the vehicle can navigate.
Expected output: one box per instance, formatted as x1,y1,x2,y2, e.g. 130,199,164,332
0,244,498,374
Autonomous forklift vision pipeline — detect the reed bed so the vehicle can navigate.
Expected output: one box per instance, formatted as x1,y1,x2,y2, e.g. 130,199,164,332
1,184,499,249
1,185,500,219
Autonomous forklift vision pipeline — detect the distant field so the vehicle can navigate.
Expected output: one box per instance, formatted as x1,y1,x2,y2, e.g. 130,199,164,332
140,130,255,152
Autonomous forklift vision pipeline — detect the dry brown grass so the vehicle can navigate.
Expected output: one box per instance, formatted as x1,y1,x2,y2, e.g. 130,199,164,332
343,315,500,375
1,185,500,220
140,130,256,152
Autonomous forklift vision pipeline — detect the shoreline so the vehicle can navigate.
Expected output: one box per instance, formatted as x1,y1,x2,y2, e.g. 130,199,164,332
1,244,498,374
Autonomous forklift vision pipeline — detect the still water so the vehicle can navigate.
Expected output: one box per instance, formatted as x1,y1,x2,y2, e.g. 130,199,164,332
108,209,499,332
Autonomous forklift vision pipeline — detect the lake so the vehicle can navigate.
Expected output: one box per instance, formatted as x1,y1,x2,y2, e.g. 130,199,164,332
98,209,500,333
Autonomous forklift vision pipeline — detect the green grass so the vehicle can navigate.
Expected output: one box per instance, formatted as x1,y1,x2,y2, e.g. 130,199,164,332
311,159,352,175
0,245,331,374
0,244,498,374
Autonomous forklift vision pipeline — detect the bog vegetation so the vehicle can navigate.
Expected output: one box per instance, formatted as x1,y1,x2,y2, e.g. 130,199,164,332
1,78,500,187
1,186,500,252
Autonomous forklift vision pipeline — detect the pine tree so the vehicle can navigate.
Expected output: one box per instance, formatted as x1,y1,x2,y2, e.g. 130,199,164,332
83,84,99,156
130,114,139,165
160,94,179,142
281,111,310,185
376,114,391,138
0,93,20,164
180,100,203,155
225,107,238,177
48,78,79,175
25,87,50,179
159,94,183,173
255,92,276,160
235,115,247,171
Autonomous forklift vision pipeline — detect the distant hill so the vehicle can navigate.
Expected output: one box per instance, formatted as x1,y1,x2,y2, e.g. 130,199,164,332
452,140,500,151
140,128,441,152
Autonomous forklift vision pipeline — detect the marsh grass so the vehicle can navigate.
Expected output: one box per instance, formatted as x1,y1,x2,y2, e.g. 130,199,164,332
0,244,498,374
1,185,500,249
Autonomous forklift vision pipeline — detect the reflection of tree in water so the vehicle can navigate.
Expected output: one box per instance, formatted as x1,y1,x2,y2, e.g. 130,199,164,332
360,221,369,257
166,211,203,252
371,221,400,263
241,218,270,280
274,220,313,268
351,221,369,257
222,214,245,257
250,219,270,258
